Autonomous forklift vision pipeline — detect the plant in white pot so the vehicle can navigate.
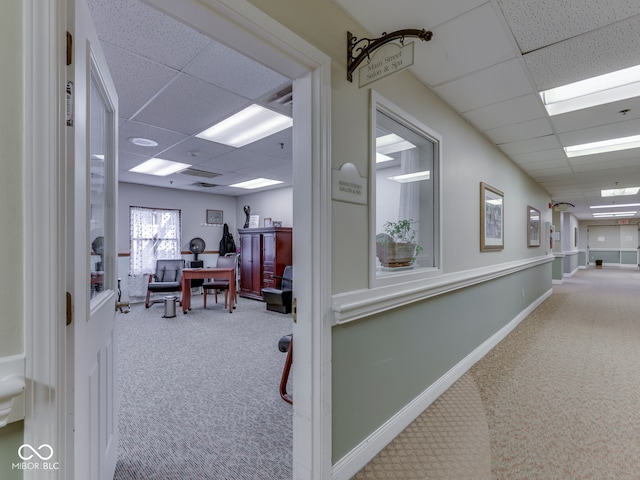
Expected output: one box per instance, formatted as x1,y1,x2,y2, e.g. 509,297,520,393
376,219,422,268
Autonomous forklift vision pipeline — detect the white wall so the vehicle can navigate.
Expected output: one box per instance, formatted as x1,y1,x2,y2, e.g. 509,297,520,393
235,187,293,228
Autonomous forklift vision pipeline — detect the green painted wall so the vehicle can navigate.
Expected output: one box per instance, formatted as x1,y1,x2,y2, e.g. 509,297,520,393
331,263,551,459
0,421,23,480
0,2,25,479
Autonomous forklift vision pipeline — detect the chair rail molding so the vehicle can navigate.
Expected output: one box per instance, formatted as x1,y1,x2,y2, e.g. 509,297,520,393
332,255,554,325
0,354,26,427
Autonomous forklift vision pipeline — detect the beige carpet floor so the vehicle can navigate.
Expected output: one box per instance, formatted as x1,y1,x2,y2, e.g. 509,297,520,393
353,267,640,479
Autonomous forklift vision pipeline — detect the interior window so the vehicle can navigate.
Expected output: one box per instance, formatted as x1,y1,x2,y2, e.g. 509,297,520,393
371,93,440,285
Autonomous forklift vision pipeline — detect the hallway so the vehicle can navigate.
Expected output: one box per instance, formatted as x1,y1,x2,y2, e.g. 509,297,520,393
354,267,640,479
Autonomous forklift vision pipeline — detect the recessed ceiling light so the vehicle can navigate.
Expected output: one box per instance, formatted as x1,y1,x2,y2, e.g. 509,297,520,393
388,170,431,183
564,135,640,158
540,64,640,116
592,211,637,218
590,203,640,209
376,134,416,155
128,137,159,147
129,158,191,176
229,178,283,189
601,187,640,197
196,104,292,148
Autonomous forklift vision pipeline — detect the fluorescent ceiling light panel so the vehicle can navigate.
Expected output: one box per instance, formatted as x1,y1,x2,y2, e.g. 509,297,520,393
601,187,640,197
229,178,283,189
564,135,640,157
388,170,431,183
376,134,416,155
376,152,394,163
540,64,640,116
129,158,191,176
590,203,640,209
196,104,292,148
592,211,636,218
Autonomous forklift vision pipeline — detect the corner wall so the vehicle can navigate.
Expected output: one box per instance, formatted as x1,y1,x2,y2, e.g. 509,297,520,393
0,0,25,476
247,0,553,471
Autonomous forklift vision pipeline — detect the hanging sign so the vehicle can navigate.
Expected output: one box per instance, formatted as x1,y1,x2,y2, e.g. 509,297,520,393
332,162,367,205
358,41,414,88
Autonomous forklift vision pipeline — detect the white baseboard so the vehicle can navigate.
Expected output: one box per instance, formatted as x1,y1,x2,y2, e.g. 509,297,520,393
331,288,553,480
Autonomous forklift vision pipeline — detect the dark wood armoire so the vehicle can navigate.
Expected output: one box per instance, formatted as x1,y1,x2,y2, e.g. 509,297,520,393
238,227,292,300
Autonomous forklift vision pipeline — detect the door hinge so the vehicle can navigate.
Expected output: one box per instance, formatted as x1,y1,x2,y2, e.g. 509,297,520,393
291,297,297,323
66,292,73,326
66,32,72,66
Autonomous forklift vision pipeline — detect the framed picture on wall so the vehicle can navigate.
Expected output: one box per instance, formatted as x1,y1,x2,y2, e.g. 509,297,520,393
206,209,223,225
480,182,504,251
527,206,541,247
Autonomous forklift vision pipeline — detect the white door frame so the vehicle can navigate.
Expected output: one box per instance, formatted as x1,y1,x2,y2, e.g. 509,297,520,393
23,0,333,478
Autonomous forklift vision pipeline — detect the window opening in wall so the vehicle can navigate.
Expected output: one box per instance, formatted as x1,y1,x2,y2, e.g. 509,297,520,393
129,206,182,296
371,92,441,286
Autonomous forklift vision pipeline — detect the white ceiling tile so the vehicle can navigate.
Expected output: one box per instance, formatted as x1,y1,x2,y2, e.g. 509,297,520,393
133,74,248,135
486,118,554,145
496,0,640,53
498,134,562,156
510,148,566,164
524,16,640,91
559,117,640,147
333,0,487,35
88,0,211,70
184,42,290,99
410,4,515,86
433,59,534,112
102,43,179,119
550,96,640,134
463,94,546,131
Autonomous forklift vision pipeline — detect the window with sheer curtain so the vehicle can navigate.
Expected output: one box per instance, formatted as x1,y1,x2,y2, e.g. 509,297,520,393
129,206,181,296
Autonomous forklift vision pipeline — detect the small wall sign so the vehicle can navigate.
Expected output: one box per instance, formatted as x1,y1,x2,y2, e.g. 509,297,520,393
332,162,367,205
358,41,414,88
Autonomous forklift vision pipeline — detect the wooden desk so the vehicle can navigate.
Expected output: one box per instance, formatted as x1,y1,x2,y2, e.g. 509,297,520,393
181,267,236,313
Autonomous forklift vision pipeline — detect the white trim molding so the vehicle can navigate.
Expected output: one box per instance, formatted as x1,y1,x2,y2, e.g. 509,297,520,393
332,255,553,325
0,354,26,427
332,288,553,480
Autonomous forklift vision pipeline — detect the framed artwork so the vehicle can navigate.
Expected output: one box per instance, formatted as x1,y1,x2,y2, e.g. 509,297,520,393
206,209,223,225
480,182,504,251
527,206,541,247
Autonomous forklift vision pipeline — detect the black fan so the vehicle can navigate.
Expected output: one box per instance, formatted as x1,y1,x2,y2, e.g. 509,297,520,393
189,237,206,261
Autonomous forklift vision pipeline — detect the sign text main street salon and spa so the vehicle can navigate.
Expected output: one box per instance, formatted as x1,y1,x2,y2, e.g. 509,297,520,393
346,28,432,86
358,42,414,88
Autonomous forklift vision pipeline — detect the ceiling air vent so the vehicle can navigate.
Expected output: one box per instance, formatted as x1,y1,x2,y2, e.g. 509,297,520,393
191,182,219,188
179,168,221,179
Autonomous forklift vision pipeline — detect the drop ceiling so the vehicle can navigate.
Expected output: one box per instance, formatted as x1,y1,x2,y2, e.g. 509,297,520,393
87,0,293,196
90,0,640,219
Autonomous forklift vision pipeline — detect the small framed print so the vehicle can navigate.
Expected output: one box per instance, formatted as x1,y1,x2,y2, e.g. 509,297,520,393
480,182,504,251
527,206,541,247
264,217,273,227
206,209,223,225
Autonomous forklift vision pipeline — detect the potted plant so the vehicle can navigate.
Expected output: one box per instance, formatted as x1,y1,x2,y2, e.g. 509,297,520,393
376,219,422,268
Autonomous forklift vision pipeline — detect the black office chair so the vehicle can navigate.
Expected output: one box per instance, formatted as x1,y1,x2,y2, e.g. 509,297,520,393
145,259,185,308
262,265,293,313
